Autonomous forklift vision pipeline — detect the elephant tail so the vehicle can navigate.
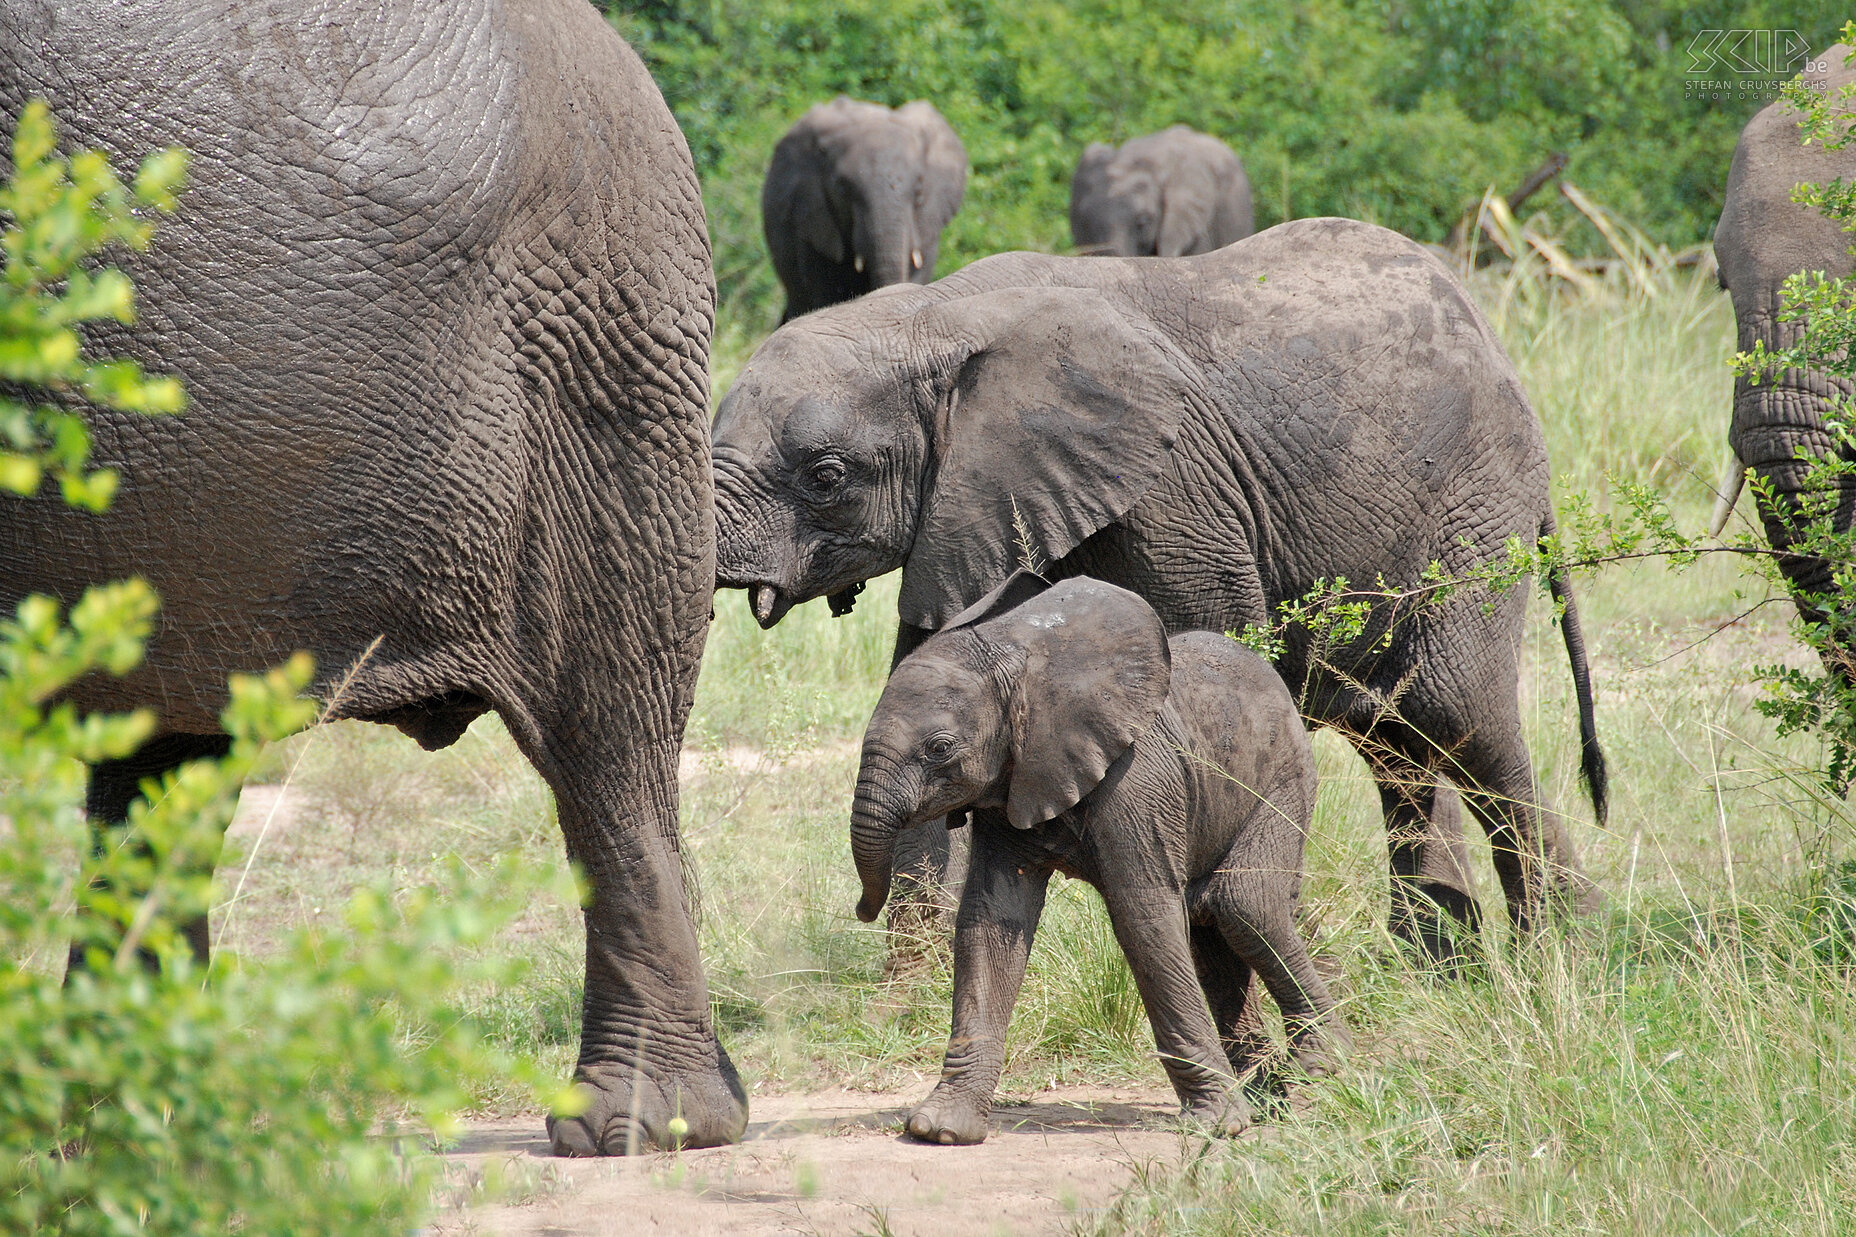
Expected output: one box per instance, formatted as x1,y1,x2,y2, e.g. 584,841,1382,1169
1543,518,1609,826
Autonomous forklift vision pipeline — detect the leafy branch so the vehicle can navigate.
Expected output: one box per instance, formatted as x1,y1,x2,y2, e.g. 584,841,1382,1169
0,99,186,508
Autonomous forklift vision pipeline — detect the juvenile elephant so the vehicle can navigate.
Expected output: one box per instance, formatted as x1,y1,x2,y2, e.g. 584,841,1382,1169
762,96,967,322
1070,125,1253,257
713,218,1606,953
1712,44,1856,675
2,0,742,1155
852,572,1348,1145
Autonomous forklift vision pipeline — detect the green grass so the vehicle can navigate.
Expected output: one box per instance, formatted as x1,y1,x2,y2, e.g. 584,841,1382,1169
227,266,1853,1231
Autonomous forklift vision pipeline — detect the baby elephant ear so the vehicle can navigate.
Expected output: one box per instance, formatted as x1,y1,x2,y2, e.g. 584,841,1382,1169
896,288,1198,631
988,577,1172,830
945,568,1051,631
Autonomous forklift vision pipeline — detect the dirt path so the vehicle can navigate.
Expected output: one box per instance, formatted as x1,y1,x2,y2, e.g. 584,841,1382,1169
430,1086,1196,1236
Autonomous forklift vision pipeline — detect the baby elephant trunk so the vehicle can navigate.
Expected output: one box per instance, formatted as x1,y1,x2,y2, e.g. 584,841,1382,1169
849,763,907,923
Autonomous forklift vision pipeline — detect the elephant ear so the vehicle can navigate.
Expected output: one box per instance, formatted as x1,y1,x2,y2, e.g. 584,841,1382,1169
981,577,1172,829
898,101,967,234
765,121,845,263
946,568,1052,631
1157,160,1216,257
896,287,1198,630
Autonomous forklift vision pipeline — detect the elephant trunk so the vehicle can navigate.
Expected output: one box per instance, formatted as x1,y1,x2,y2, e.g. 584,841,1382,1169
1731,355,1856,603
711,449,798,627
1731,339,1856,680
852,198,920,291
850,753,912,923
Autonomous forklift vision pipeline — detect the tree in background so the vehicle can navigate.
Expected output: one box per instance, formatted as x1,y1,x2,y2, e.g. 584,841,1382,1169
605,0,1848,330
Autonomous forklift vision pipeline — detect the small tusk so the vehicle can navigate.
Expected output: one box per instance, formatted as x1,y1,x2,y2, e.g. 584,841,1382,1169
1708,446,1747,537
853,253,864,273
911,249,923,270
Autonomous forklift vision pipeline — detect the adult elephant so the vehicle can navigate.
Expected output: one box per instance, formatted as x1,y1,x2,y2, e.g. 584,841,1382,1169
713,219,1606,951
1070,125,1253,257
1,0,742,1156
762,96,967,322
1713,45,1856,677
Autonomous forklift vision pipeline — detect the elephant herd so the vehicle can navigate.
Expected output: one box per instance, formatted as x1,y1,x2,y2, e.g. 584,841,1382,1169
762,96,1254,319
2,0,1850,1159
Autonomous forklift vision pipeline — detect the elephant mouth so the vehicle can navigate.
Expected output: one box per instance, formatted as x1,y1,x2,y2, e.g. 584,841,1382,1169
748,583,793,629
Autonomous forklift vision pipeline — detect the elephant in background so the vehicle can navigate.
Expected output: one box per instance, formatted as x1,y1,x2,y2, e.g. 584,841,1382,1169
1,0,742,1156
852,573,1348,1145
762,96,967,322
712,218,1607,957
1070,125,1253,257
1712,44,1856,676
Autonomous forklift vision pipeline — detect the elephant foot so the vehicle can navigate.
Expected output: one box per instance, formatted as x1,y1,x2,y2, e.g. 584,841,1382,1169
1183,1090,1252,1137
904,1085,991,1145
1389,881,1483,975
1551,869,1607,918
547,1058,748,1156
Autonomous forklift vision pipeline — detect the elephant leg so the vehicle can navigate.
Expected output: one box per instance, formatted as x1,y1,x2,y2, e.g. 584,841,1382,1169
907,825,1048,1146
1097,884,1250,1135
1208,871,1350,1081
533,737,747,1157
883,818,970,975
1366,754,1481,968
1443,720,1551,935
1189,922,1269,1078
67,732,233,976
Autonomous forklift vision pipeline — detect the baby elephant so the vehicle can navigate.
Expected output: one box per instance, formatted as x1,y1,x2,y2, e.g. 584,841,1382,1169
851,572,1348,1144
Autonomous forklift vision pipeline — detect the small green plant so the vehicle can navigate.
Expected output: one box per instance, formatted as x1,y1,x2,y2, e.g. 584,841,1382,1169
0,101,559,1235
0,99,185,507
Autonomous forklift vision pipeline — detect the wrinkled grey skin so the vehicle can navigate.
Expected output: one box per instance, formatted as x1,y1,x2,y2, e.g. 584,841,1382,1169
713,218,1607,954
762,97,967,322
1,0,743,1156
1070,125,1253,257
1714,46,1856,671
852,574,1347,1145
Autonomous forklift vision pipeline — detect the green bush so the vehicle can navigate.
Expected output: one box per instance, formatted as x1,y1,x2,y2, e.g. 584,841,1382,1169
607,0,1849,333
0,101,554,1235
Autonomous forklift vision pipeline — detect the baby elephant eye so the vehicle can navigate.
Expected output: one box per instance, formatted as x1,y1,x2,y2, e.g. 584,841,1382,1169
924,734,958,762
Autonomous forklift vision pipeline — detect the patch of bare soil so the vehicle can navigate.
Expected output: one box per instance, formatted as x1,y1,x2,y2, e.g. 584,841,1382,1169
430,1086,1198,1236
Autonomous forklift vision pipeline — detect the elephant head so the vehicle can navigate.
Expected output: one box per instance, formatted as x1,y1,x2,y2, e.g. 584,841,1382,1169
1071,142,1164,256
762,97,967,320
1713,44,1856,674
849,573,1172,922
711,267,1203,629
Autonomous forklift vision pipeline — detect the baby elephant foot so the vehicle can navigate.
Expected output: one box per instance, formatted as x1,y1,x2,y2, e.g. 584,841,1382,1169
905,1085,992,1145
1184,1090,1253,1138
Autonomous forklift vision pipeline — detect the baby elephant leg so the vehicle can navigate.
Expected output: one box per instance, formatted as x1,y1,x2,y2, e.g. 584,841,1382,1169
1099,886,1253,1135
1212,869,1350,1077
908,825,1050,1146
1189,923,1271,1079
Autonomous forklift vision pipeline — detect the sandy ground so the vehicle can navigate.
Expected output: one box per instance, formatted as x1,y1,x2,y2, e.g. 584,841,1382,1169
427,1086,1198,1237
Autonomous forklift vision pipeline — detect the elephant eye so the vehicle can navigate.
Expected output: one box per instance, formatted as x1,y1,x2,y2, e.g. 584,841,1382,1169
924,734,958,763
806,458,845,493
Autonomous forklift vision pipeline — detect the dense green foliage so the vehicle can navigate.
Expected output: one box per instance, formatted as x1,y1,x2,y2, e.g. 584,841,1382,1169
607,0,1848,331
0,103,552,1235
